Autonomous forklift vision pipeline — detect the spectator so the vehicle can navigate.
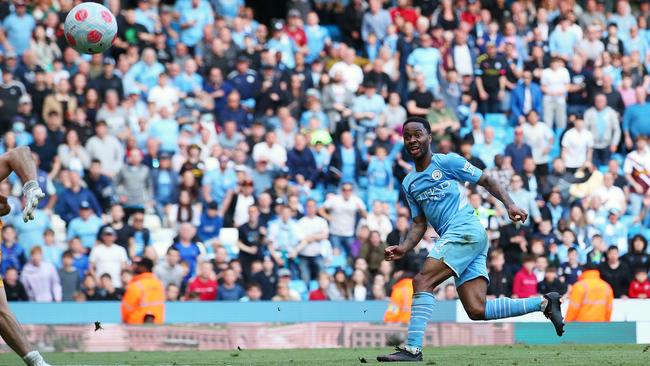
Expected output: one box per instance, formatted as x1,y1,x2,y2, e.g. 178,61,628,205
99,273,124,301
599,246,632,298
172,223,201,280
40,229,61,268
505,128,533,175
197,201,223,245
240,282,263,302
475,42,506,114
592,173,627,214
512,255,539,298
67,201,102,250
4,267,28,302
622,88,650,147
85,159,114,212
186,261,217,301
538,267,567,296
154,247,185,289
217,268,245,301
69,238,89,279
308,272,331,301
566,263,614,322
559,248,584,286
267,205,300,276
472,127,504,169
319,183,367,257
202,154,237,204
295,199,328,285
628,268,650,299
541,57,570,130
89,226,129,289
121,257,165,324
81,274,103,301
351,269,368,301
2,1,35,55
623,135,650,220
1,225,26,274
329,46,364,94
599,209,629,255
487,249,512,298
85,121,124,178
59,250,81,302
522,110,554,177
20,246,61,302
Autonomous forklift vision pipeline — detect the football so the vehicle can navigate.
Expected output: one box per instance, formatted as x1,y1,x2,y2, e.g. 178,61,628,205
63,2,117,54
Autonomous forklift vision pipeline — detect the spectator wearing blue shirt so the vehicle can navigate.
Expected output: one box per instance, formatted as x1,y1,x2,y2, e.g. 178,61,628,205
41,229,62,268
622,87,650,145
134,0,158,33
55,171,102,223
227,58,260,106
267,23,299,70
287,134,318,185
203,67,234,115
212,0,244,20
362,0,392,43
510,70,544,125
328,132,366,187
353,81,386,131
125,49,165,96
219,90,253,132
13,207,50,254
609,1,637,40
202,155,237,204
366,146,394,206
69,237,89,279
149,107,179,153
557,230,586,265
1,225,26,274
406,33,442,94
505,127,533,174
172,223,202,280
304,12,330,63
300,89,329,130
472,127,504,169
179,0,214,49
217,268,245,301
151,153,179,217
67,201,103,249
624,26,648,59
197,201,223,244
2,1,35,55
558,248,584,285
129,211,151,258
549,16,580,60
599,209,629,256
173,59,203,95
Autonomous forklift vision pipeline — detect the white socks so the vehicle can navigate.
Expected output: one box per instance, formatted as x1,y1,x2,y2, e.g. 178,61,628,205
23,351,49,366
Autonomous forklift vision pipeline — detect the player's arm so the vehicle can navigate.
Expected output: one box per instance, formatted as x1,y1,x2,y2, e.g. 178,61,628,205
477,172,528,223
0,146,45,221
384,214,427,261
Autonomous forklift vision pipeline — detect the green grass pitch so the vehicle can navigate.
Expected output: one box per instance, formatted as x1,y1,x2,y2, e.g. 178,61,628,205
0,344,647,365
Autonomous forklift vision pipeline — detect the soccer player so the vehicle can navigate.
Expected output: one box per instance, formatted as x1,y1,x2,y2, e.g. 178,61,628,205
0,147,49,366
377,118,563,362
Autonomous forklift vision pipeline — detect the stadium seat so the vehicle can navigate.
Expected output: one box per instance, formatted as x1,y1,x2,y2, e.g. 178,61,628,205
289,280,308,300
484,113,508,128
309,280,319,292
218,228,240,259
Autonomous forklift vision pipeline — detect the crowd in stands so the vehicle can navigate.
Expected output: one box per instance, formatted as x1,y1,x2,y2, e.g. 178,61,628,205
0,0,649,305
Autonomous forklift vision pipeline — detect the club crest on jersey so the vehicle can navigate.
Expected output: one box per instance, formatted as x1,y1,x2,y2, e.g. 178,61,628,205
432,170,442,180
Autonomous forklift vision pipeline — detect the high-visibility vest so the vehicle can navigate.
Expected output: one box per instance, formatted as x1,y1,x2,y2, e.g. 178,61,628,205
565,270,614,322
384,278,414,324
121,272,165,324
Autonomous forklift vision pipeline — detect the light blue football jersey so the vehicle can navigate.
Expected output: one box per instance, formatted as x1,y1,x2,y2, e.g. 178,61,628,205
402,153,483,237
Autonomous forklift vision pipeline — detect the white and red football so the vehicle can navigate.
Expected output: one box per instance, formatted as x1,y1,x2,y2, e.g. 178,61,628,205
64,2,117,54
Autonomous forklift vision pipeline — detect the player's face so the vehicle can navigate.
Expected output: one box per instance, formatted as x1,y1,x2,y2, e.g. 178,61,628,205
403,123,432,159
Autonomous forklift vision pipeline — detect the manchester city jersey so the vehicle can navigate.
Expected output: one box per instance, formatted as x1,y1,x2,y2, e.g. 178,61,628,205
402,153,483,237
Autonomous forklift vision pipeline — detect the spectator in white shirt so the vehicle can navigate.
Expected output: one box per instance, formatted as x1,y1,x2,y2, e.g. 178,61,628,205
20,246,62,303
562,118,594,171
592,172,627,214
89,226,129,288
541,57,570,130
147,73,180,112
522,110,554,176
295,199,330,285
318,183,367,257
252,130,287,169
85,120,124,178
328,46,363,93
583,94,621,168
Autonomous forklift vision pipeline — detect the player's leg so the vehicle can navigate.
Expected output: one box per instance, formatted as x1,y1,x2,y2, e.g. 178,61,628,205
456,256,565,336
377,257,454,362
0,287,50,365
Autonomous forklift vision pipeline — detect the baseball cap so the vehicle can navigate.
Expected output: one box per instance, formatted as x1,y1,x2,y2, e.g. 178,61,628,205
288,9,301,18
80,201,91,209
207,201,219,210
306,88,321,99
608,208,620,216
101,226,116,236
103,57,116,66
278,268,291,277
18,95,31,104
159,151,172,159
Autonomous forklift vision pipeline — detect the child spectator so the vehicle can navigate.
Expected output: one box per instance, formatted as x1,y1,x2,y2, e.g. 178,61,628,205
185,262,218,301
628,268,650,299
309,272,331,301
487,249,512,298
217,268,245,301
58,250,80,302
538,267,567,295
3,268,28,301
559,247,583,285
512,254,539,298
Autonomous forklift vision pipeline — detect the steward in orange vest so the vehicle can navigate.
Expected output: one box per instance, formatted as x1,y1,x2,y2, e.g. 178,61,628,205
384,277,414,324
565,267,614,322
121,258,165,324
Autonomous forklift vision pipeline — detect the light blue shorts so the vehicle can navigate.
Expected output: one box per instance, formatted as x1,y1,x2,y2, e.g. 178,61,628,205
427,223,489,288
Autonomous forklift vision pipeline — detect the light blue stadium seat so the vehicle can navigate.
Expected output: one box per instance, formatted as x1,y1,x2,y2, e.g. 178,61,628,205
289,280,308,300
485,113,508,128
309,280,319,292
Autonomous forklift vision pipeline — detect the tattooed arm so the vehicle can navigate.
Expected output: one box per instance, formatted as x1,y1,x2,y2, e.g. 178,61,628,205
477,172,528,223
384,215,428,261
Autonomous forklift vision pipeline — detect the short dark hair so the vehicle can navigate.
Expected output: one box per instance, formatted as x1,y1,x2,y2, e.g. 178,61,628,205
402,116,432,134
522,254,537,263
137,258,155,272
